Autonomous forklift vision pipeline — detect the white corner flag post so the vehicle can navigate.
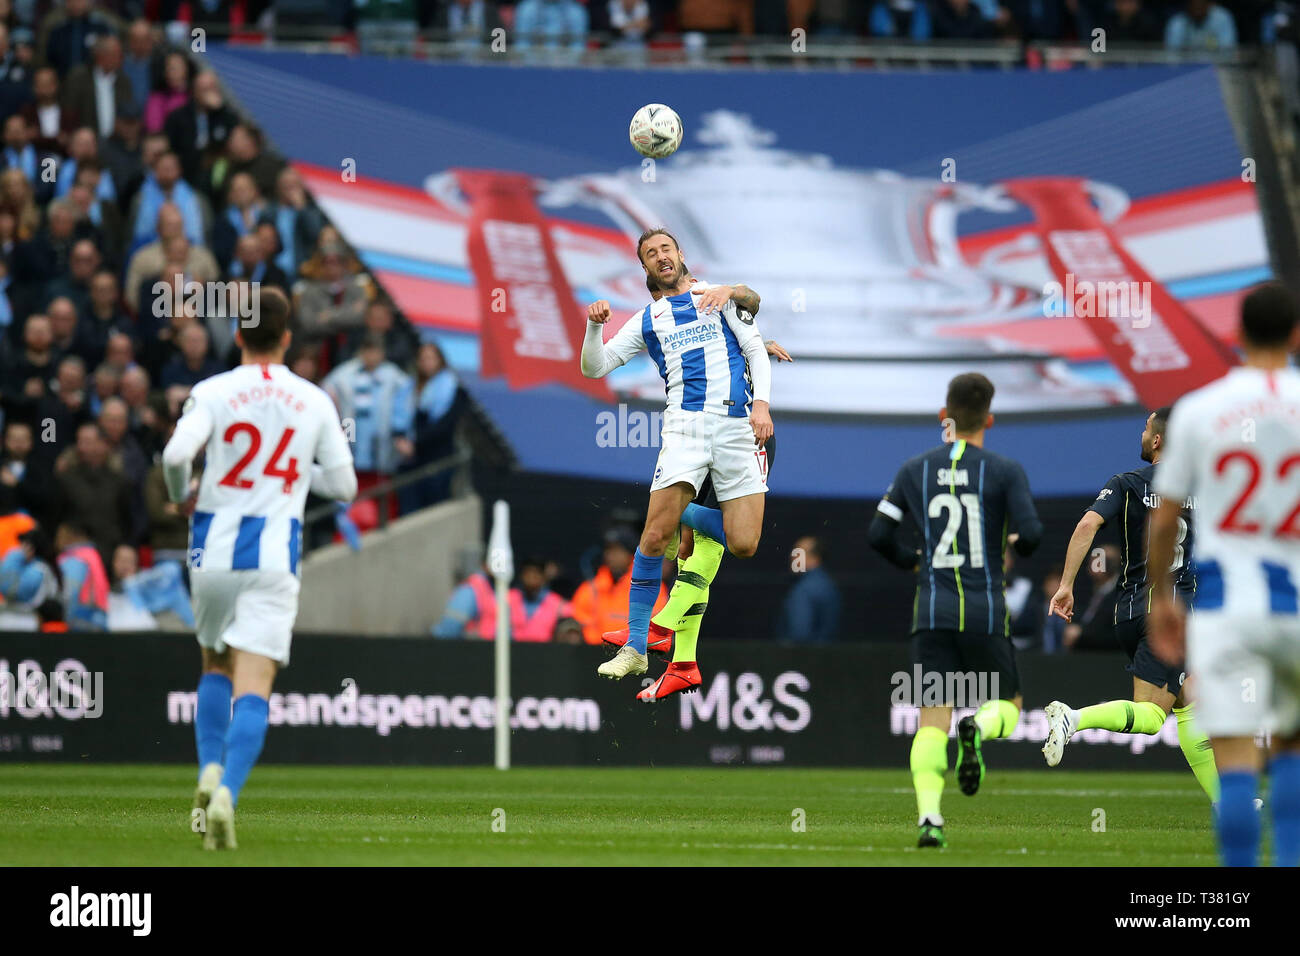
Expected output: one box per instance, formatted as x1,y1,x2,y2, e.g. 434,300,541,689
488,500,513,771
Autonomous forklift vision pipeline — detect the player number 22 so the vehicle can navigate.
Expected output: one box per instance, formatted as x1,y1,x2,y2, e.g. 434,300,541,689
929,492,984,569
218,423,301,493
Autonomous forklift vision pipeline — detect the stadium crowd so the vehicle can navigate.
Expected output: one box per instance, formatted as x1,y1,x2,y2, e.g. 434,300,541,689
0,3,461,632
254,0,1281,50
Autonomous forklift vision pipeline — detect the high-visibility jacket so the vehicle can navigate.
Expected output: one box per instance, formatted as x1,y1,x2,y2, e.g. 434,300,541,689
466,572,572,641
570,566,667,645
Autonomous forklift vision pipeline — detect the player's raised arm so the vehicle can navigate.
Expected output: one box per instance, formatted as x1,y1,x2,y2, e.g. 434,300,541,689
310,395,358,502
161,391,215,509
1050,478,1117,620
1005,461,1043,557
580,301,646,379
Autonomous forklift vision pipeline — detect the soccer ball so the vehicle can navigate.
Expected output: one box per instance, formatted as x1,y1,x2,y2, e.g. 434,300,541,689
629,104,683,159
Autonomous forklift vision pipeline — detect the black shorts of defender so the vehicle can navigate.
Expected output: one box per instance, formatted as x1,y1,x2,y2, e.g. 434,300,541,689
909,629,1021,708
694,435,776,509
1115,616,1186,694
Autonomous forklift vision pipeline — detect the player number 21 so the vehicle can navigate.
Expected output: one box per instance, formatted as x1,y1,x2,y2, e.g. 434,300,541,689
218,423,301,493
929,492,984,569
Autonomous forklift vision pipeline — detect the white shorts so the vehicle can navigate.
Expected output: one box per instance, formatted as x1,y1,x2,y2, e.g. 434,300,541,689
650,408,768,502
192,570,301,666
1187,612,1300,738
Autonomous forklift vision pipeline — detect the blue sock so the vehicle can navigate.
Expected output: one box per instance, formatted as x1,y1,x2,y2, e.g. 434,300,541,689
681,503,727,549
221,694,270,807
626,547,662,655
1216,771,1261,867
195,673,232,773
1270,753,1300,866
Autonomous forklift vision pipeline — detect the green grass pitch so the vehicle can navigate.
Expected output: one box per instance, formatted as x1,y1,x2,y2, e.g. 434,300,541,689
0,765,1220,866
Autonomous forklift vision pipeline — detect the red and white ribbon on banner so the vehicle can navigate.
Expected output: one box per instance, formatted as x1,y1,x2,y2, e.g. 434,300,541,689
455,169,610,400
1003,177,1236,408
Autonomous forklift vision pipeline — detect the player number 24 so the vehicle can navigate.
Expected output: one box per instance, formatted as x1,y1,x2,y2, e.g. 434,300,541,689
218,423,301,493
929,492,984,569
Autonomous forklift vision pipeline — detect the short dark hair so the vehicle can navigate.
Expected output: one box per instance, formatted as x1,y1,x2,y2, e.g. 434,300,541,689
240,285,290,354
636,227,680,264
1150,405,1172,437
1241,281,1298,349
945,372,995,434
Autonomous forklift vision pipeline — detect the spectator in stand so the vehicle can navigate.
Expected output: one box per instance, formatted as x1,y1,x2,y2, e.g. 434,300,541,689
108,541,195,630
0,163,41,241
42,0,114,77
107,542,156,629
21,65,76,156
266,165,323,278
931,0,996,38
513,555,572,640
346,299,412,370
228,231,286,291
98,394,147,538
3,113,42,191
288,345,319,384
609,0,651,45
56,127,117,202
0,419,49,522
1,313,55,420
211,170,267,271
159,319,220,388
1102,0,1161,43
61,34,133,142
54,420,130,567
445,0,503,49
54,518,108,630
128,149,206,250
570,525,666,645
679,0,754,35
34,353,89,469
79,269,126,358
11,197,87,319
322,332,411,500
1039,564,1067,653
999,0,1066,40
0,525,60,630
100,103,142,206
45,297,90,363
1165,0,1237,49
0,24,32,122
102,328,135,376
67,162,123,267
45,239,97,316
208,123,278,204
163,69,237,185
775,535,840,643
123,201,218,314
869,1,931,39
293,238,374,364
514,0,589,51
394,339,463,511
433,561,510,639
121,19,156,115
144,49,189,136
88,359,117,414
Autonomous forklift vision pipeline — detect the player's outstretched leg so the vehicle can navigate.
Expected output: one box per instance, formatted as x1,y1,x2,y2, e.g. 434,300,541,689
1173,703,1220,803
192,657,231,828
637,532,724,701
959,698,1020,796
911,721,948,848
598,545,660,679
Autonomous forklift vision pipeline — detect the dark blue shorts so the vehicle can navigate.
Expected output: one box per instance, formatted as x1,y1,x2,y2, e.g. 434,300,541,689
1115,615,1186,694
